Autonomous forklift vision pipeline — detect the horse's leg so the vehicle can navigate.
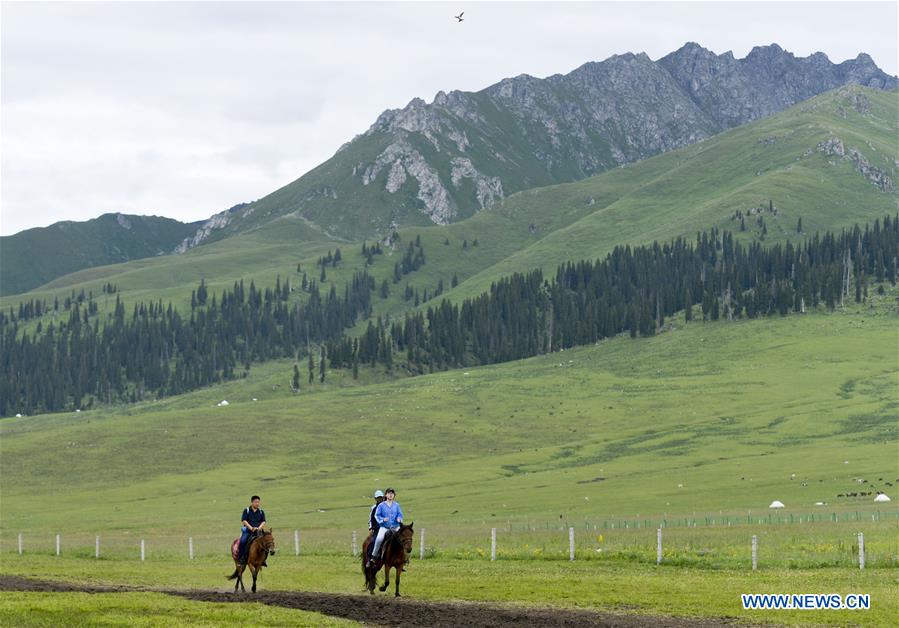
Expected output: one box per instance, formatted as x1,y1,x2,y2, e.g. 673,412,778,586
395,565,401,597
237,565,245,592
251,565,258,593
379,565,389,592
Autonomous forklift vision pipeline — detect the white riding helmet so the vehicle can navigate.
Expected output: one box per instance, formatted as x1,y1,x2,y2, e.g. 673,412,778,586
374,490,385,498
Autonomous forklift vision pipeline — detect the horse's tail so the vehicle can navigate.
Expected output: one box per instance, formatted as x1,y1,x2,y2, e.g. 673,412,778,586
226,567,240,580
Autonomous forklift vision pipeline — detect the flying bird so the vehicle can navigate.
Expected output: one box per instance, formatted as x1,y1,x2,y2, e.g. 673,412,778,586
454,12,464,22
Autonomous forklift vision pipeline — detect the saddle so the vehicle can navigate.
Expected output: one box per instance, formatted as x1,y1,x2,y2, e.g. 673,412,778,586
231,530,264,563
371,529,395,564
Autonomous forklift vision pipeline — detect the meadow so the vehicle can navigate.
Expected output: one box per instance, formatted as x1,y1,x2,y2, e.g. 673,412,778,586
3,550,897,626
2,295,896,627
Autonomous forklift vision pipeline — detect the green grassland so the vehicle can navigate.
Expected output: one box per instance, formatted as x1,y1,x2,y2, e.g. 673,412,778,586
0,590,355,627
2,555,896,626
2,294,895,540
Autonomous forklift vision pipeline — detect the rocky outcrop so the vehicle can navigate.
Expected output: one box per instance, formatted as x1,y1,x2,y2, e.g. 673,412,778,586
847,148,894,192
450,157,504,208
817,137,846,158
174,210,232,253
115,214,133,230
659,43,896,128
817,137,894,192
362,140,455,223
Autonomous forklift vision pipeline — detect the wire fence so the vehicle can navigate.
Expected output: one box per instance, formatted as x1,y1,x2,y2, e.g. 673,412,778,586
2,511,896,569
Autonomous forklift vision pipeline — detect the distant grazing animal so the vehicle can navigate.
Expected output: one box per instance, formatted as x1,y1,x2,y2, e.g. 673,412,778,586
362,523,414,596
227,529,275,592
454,11,464,22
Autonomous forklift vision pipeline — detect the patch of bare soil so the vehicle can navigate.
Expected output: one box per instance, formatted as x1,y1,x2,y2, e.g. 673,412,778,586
0,575,744,627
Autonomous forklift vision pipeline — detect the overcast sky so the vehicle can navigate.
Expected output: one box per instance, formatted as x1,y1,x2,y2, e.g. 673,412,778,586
1,1,896,236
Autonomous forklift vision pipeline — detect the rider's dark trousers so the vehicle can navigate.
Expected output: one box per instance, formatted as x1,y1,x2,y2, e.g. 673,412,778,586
238,529,252,562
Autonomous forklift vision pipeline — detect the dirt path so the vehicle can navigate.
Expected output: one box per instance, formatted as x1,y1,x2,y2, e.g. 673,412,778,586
0,575,743,627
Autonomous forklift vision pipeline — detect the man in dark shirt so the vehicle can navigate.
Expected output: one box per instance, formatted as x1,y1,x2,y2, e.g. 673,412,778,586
238,495,267,564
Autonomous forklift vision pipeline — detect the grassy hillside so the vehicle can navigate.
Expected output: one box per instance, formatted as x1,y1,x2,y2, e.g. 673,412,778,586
443,85,898,301
0,214,201,297
1,87,895,333
2,293,895,539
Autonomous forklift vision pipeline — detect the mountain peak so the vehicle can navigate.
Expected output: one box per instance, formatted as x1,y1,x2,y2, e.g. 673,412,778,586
213,42,895,242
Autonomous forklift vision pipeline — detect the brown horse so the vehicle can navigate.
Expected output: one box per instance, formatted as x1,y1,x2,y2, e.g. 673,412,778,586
227,529,276,593
361,522,414,597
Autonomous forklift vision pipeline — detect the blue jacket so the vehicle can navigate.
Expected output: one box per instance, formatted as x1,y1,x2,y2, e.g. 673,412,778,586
374,501,404,529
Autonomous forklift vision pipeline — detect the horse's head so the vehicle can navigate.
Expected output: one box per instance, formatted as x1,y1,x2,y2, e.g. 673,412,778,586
398,522,414,555
260,528,276,555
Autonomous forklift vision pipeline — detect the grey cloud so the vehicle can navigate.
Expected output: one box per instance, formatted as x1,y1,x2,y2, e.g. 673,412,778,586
2,2,896,235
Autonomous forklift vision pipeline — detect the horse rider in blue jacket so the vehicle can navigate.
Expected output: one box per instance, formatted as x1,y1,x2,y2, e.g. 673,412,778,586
367,488,403,567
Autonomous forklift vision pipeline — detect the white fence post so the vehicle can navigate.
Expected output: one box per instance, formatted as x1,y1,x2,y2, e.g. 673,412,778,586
419,528,425,560
189,537,194,560
56,534,60,556
751,534,758,570
352,530,357,557
858,532,865,570
294,529,300,556
95,535,100,559
491,527,497,561
656,528,662,564
140,539,145,562
18,533,23,555
569,527,575,561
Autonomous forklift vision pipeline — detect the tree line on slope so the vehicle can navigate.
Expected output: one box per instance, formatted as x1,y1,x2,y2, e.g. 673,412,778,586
1,217,895,416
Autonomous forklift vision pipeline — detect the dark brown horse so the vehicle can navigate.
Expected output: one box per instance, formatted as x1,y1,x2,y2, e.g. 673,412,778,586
227,529,276,593
361,523,414,597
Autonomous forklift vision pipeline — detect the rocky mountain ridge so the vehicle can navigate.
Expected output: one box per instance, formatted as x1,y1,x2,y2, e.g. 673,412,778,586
196,42,894,244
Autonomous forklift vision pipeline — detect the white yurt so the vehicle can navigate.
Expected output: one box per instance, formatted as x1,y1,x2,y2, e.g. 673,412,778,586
769,500,785,509
217,400,230,407
874,494,891,503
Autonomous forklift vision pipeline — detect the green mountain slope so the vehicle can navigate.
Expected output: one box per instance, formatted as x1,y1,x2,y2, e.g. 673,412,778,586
444,86,899,301
0,213,201,296
1,87,895,337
